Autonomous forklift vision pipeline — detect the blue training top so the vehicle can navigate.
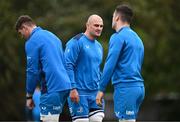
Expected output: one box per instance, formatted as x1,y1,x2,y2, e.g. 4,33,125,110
99,26,144,92
32,88,41,121
25,27,71,94
64,33,103,93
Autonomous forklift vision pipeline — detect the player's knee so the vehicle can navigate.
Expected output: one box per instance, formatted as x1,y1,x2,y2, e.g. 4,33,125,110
119,119,136,122
73,118,89,122
40,113,59,122
89,112,104,122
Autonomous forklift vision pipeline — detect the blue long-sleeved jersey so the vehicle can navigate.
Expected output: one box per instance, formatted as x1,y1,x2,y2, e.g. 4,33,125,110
25,27,71,94
64,33,103,92
99,26,144,92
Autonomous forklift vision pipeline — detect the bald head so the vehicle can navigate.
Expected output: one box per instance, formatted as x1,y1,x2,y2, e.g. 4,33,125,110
87,14,103,25
84,14,103,40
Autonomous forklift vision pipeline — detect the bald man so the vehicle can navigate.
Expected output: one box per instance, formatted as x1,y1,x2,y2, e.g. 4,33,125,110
64,15,104,122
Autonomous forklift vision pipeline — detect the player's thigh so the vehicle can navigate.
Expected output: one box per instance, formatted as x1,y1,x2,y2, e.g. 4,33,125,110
89,93,105,111
68,95,89,121
89,93,105,122
40,90,69,116
136,86,145,116
114,87,143,120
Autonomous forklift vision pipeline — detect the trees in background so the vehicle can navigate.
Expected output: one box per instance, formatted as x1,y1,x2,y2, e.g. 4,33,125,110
0,0,179,120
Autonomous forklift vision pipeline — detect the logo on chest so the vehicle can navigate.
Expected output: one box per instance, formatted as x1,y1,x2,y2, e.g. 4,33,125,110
85,45,90,49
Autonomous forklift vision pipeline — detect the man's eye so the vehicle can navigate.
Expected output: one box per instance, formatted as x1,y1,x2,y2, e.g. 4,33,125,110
94,24,103,27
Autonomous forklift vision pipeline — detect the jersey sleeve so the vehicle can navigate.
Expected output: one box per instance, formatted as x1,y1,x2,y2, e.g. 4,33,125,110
64,39,81,89
99,34,125,92
99,43,103,74
25,41,40,94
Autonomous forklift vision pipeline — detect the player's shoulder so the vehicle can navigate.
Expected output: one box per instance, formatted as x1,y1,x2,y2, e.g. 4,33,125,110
95,40,102,48
110,32,121,41
66,33,84,47
73,33,84,41
109,32,125,45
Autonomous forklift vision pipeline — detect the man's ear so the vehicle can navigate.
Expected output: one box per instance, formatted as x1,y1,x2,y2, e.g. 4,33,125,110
115,15,119,22
86,22,89,28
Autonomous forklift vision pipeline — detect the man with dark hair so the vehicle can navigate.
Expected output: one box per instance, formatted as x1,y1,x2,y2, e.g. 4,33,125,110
64,14,104,122
96,5,145,122
15,15,71,122
15,15,35,31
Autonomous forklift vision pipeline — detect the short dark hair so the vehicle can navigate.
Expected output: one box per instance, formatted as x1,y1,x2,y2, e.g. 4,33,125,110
115,4,133,24
15,15,35,31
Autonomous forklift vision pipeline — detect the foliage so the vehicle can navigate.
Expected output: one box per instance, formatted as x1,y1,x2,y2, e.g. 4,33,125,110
0,0,180,120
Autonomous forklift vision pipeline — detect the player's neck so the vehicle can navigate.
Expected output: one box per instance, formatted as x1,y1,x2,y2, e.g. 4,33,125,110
30,25,37,33
26,25,37,39
116,23,130,32
84,31,95,41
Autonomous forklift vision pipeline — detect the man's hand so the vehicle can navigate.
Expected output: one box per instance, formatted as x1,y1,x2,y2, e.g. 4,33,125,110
96,91,104,107
26,98,35,109
70,89,79,103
